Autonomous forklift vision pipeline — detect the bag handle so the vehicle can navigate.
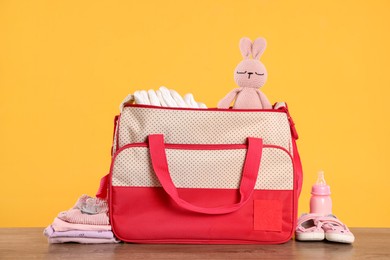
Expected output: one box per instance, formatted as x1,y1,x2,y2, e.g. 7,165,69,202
148,134,263,215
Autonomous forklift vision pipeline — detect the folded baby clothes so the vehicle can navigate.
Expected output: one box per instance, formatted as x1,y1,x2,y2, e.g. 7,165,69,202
47,237,119,244
45,194,119,244
57,194,109,225
46,218,118,244
45,217,117,244
44,225,119,243
44,225,114,239
51,217,112,232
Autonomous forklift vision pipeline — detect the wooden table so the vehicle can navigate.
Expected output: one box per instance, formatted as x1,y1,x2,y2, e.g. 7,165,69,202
0,228,389,259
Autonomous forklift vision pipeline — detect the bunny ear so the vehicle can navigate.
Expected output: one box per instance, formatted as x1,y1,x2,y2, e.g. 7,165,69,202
239,37,252,59
252,37,267,59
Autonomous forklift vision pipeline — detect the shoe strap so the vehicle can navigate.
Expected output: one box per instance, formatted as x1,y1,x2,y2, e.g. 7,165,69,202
297,214,323,228
317,216,348,229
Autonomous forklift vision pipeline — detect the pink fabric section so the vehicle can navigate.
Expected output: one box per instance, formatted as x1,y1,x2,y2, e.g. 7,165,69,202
110,187,294,244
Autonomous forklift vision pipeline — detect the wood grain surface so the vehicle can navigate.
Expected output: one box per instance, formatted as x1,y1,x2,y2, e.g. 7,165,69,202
0,228,389,259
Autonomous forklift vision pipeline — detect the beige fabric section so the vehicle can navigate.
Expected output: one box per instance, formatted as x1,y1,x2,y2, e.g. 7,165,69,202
112,146,293,190
117,107,292,153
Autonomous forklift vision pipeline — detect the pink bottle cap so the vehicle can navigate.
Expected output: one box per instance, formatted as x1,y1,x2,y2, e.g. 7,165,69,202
311,184,331,195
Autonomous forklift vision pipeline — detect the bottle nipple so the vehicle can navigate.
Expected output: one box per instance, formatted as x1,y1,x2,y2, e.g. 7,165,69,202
316,170,326,185
311,170,331,195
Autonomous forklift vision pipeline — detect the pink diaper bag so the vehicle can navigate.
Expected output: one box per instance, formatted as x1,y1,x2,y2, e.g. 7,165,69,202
97,102,302,244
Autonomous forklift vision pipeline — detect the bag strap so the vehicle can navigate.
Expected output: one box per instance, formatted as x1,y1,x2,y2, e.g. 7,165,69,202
96,173,109,199
148,134,263,215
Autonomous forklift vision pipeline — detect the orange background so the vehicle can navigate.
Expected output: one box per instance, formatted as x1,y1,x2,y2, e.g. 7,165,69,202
1,0,389,227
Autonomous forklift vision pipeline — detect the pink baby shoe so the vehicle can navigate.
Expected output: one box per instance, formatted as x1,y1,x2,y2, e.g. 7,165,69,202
317,215,355,244
295,213,325,241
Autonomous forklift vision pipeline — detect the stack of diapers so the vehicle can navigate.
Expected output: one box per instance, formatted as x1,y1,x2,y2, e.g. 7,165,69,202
44,195,120,244
119,86,207,111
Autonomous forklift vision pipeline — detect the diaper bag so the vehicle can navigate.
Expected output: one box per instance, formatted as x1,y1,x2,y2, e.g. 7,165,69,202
97,101,302,244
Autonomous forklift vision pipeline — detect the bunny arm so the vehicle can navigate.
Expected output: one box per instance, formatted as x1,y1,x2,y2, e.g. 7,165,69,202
217,88,242,108
256,90,272,109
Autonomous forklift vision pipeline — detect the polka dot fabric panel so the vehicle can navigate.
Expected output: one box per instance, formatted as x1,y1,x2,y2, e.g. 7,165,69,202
116,106,293,154
111,145,293,190
112,121,119,155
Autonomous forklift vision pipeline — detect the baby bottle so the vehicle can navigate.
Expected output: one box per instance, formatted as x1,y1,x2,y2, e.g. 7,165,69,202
310,170,332,215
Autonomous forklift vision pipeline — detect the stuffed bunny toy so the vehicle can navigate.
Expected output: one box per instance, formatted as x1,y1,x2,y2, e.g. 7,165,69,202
217,37,272,109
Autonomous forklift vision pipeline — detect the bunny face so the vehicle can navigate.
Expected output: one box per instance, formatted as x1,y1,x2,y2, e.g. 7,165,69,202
234,59,267,88
234,37,268,89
